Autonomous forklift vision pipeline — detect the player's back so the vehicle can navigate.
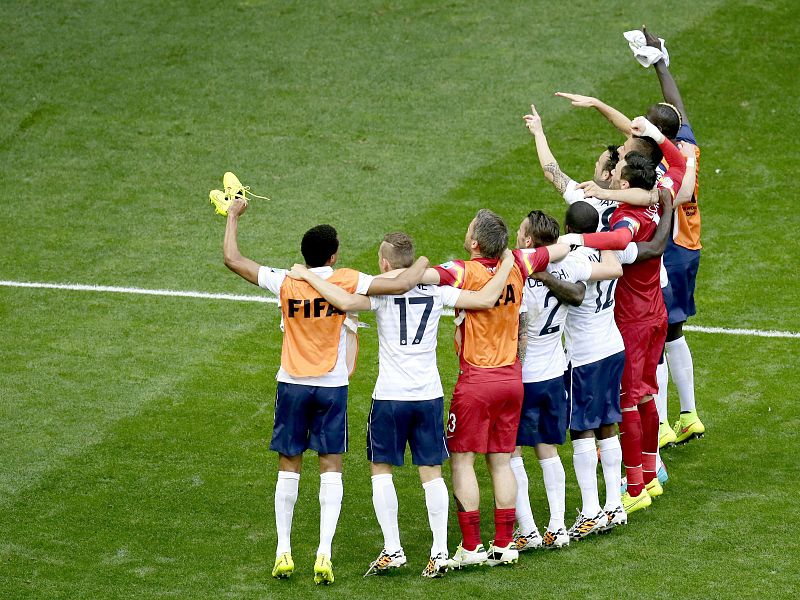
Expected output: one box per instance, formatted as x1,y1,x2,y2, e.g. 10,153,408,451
564,248,624,368
371,283,446,401
522,253,590,382
459,259,524,370
611,205,665,324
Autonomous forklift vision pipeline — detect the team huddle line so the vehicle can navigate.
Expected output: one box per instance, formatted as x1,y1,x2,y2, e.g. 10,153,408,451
213,27,706,584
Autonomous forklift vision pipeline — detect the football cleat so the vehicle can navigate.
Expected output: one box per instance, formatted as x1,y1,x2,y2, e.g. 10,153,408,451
673,411,705,444
621,489,652,514
363,548,407,577
272,552,294,579
486,541,519,566
421,552,449,578
210,189,239,217
313,553,334,585
223,171,270,202
600,505,628,532
447,542,487,569
659,421,677,448
645,478,663,498
657,463,669,485
541,528,569,549
512,527,543,551
568,509,610,540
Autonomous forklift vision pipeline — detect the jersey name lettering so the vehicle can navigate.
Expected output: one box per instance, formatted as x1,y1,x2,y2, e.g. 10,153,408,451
287,297,345,318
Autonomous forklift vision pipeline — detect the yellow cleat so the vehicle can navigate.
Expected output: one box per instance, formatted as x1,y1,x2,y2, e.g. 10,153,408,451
674,411,705,444
223,171,269,202
621,489,652,514
209,189,238,217
659,421,677,448
272,552,294,579
645,478,663,498
314,553,334,585
223,171,245,199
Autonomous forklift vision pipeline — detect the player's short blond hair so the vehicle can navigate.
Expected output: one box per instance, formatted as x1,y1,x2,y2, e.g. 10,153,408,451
380,232,415,269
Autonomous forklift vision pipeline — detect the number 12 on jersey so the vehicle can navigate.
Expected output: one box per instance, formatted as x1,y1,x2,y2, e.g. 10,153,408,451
394,297,434,345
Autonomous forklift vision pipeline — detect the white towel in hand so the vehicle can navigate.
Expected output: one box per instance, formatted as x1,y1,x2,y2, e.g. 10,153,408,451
623,30,670,68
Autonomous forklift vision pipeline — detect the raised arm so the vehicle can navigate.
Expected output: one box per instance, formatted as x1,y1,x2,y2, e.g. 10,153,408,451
523,104,573,194
673,145,697,207
288,264,371,312
630,116,687,192
454,249,516,310
643,27,688,121
555,92,632,136
634,189,674,262
223,198,260,285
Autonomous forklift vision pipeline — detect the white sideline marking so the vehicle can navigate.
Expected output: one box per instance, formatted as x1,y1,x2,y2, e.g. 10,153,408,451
2,280,798,339
0,280,279,306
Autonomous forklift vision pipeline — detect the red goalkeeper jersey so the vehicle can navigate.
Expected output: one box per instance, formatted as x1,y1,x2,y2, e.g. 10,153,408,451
609,204,667,325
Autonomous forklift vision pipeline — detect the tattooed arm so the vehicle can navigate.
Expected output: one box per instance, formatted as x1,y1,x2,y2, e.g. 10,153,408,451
523,103,573,195
517,311,528,363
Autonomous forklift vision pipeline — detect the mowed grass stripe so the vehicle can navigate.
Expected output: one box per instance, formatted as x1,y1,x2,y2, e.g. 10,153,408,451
0,289,268,505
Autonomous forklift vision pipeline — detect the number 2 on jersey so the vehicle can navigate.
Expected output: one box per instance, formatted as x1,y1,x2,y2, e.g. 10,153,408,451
394,297,434,345
539,291,562,335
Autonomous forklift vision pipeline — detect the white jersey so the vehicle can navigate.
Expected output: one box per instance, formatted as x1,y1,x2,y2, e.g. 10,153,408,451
563,179,618,232
522,252,592,383
564,248,625,368
369,283,461,400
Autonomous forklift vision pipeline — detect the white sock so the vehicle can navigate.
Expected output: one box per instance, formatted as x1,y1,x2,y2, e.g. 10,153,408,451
666,336,696,413
422,477,449,556
572,438,601,517
318,472,343,557
371,474,401,553
539,456,565,532
656,359,669,422
275,471,300,555
598,436,622,510
510,456,537,534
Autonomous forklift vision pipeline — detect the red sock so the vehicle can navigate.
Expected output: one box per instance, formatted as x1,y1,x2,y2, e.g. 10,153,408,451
639,399,659,484
493,508,516,548
620,409,644,497
457,510,481,551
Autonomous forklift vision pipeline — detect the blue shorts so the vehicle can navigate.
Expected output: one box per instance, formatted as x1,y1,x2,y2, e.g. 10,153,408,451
663,239,700,325
516,377,568,447
566,350,625,432
269,383,348,456
367,398,449,466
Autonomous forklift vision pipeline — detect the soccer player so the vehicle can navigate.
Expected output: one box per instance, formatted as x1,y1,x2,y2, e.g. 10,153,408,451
554,92,687,206
286,233,516,578
523,103,621,231
641,26,705,445
562,189,675,539
419,209,570,568
509,210,622,549
558,150,668,515
222,197,427,585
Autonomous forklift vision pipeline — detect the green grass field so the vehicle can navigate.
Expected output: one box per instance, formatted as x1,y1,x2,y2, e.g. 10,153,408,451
2,0,799,598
